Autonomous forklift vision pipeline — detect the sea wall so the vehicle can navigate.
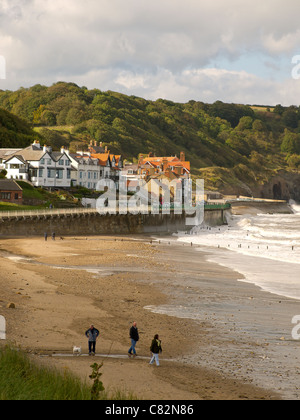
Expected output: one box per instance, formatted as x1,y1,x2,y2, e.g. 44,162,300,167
0,208,228,237
230,200,293,216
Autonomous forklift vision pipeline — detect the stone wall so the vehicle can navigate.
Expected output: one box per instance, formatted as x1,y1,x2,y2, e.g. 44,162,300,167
0,209,227,237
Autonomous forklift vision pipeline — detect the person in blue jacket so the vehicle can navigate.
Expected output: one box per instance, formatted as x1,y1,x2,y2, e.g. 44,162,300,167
85,324,100,355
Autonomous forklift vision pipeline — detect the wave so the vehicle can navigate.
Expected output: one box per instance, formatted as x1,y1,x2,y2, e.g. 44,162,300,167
177,212,300,300
178,213,300,265
289,199,300,214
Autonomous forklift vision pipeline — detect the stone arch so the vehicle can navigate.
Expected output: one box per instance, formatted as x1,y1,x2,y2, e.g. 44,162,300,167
273,183,282,200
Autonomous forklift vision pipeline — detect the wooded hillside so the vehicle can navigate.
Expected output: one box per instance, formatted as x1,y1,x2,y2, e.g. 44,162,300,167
1,82,300,193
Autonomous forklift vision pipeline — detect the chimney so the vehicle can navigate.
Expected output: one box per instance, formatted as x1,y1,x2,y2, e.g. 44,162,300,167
162,158,168,172
94,140,97,147
138,155,144,167
180,151,185,162
43,144,48,153
60,146,65,154
33,140,41,149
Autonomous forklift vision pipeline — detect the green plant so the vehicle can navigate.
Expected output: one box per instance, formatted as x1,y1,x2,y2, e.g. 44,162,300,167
0,346,92,400
89,362,105,400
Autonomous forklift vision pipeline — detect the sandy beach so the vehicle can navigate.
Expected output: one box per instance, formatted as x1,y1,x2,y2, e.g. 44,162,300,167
0,235,284,400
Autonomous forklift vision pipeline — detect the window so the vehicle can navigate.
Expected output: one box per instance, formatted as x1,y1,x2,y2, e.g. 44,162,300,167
56,169,63,179
14,193,19,200
39,169,43,177
67,169,71,179
40,158,45,165
48,169,55,178
65,160,70,166
59,159,64,166
1,192,11,200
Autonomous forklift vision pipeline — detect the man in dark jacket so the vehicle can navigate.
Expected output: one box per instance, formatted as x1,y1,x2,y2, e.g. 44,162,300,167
85,324,100,355
128,321,139,357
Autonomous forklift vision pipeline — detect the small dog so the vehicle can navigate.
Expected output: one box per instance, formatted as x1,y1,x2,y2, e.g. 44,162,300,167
73,346,82,356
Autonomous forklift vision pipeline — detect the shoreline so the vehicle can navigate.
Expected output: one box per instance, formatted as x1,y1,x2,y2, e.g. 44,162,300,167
0,235,281,400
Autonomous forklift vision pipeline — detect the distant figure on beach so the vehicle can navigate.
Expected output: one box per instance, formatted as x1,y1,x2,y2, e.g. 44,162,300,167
52,232,56,241
44,232,48,241
128,321,139,358
149,334,162,366
85,324,100,356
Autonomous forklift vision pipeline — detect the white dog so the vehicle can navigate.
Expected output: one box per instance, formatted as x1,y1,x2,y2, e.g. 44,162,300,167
73,346,82,356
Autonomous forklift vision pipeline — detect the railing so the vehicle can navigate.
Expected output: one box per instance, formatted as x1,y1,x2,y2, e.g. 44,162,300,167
0,207,99,219
204,203,232,210
0,202,231,219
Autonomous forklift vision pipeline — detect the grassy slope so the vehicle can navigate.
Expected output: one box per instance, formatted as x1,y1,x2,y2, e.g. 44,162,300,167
0,346,135,400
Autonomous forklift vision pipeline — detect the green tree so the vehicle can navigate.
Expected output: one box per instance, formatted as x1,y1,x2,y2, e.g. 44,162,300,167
282,109,299,129
273,104,285,115
236,116,253,131
40,110,57,126
281,129,300,154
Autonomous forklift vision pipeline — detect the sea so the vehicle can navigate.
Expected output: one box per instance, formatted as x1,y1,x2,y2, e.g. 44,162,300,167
177,200,300,301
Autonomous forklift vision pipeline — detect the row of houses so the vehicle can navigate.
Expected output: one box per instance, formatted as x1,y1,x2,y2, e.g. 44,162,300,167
0,140,193,207
0,141,123,190
0,141,192,190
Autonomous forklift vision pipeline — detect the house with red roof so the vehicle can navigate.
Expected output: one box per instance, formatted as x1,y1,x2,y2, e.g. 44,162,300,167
138,152,190,181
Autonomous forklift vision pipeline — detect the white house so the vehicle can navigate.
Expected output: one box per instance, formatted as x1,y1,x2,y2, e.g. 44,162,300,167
68,152,102,190
0,141,123,191
2,141,72,188
2,155,29,181
67,150,122,190
0,149,23,172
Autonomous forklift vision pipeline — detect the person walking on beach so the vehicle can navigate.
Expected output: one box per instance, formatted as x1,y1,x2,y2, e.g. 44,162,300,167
128,321,139,358
44,232,48,241
85,324,100,356
149,334,162,366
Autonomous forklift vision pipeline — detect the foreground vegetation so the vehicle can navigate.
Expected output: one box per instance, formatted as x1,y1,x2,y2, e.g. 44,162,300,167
0,346,92,400
1,82,300,193
0,346,135,400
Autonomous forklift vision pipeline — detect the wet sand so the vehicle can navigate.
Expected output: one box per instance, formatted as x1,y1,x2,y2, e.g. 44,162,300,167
0,235,282,400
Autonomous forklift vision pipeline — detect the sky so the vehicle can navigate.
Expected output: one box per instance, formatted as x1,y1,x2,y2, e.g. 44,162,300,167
1,0,300,106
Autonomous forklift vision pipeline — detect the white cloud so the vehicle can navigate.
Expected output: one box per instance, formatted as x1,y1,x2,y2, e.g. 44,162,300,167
0,0,299,105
